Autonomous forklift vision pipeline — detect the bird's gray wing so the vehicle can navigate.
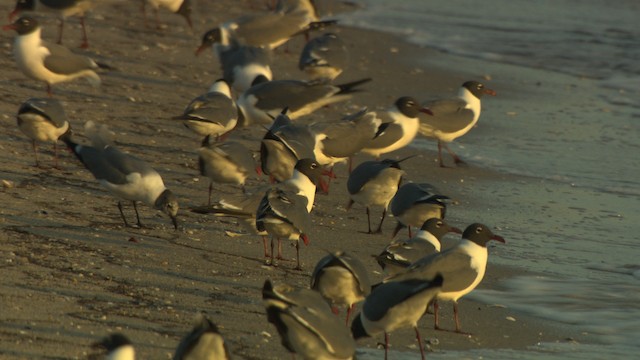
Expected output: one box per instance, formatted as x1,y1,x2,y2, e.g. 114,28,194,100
390,182,441,215
346,161,388,195
319,112,379,158
42,41,96,75
180,93,237,125
363,279,441,322
277,124,316,159
257,188,311,233
299,33,348,70
337,252,371,295
219,141,256,174
364,121,405,150
397,249,477,293
18,98,69,127
420,98,474,134
235,11,307,46
250,80,336,112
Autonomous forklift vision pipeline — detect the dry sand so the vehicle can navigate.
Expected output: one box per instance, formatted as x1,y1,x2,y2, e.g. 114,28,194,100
0,1,587,359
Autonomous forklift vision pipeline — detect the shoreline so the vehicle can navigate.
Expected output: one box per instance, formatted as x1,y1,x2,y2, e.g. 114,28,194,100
0,1,591,358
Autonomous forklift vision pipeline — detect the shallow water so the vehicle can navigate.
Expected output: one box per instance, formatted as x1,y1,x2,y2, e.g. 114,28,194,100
340,0,640,358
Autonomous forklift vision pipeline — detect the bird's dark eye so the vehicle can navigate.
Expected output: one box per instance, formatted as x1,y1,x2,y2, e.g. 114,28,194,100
311,163,317,169
476,226,483,233
436,220,443,227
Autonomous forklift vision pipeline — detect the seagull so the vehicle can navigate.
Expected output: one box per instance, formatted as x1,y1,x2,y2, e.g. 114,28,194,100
387,223,505,333
351,275,443,360
4,15,104,95
299,32,349,81
62,121,179,230
310,251,371,324
311,108,382,175
173,315,231,360
140,0,192,30
256,158,325,269
16,97,71,168
376,218,461,276
419,81,496,167
346,157,411,234
389,182,449,238
198,0,330,51
196,28,273,93
263,279,356,360
9,0,93,48
92,333,135,360
172,79,238,139
198,137,258,204
260,109,316,183
361,96,433,159
237,77,372,126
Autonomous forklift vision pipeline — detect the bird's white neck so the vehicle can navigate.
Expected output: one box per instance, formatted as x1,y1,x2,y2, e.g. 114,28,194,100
289,170,316,212
458,87,482,123
208,81,232,98
415,230,441,252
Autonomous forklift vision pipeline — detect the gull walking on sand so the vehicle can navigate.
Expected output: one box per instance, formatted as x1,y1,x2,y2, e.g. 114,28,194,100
263,280,356,360
4,16,105,95
173,315,231,360
389,182,450,238
346,157,411,234
387,223,505,333
351,275,444,360
420,81,496,167
310,251,372,324
63,121,179,230
361,96,433,159
16,97,70,168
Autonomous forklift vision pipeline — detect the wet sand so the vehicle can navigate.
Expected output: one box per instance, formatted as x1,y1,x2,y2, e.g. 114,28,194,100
0,1,589,358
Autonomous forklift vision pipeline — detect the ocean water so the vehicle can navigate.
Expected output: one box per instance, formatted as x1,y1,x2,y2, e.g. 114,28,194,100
339,1,640,358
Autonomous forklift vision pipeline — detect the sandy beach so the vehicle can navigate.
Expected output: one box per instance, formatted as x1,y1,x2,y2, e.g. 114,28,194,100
0,1,591,359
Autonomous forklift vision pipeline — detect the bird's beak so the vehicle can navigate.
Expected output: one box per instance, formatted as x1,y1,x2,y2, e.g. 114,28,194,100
419,107,434,115
195,44,207,56
2,23,17,31
484,88,497,96
491,234,505,243
450,226,463,234
8,10,18,22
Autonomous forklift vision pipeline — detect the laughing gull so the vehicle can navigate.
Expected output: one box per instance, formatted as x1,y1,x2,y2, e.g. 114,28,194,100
198,137,258,204
10,0,93,48
140,0,192,30
172,79,238,139
361,96,433,159
256,158,325,268
62,121,179,230
260,110,316,183
376,218,461,276
237,77,372,125
351,275,443,360
388,223,505,333
200,0,329,51
263,279,356,360
310,251,371,324
346,157,410,234
173,315,231,360
92,333,135,360
389,182,449,238
196,28,274,92
311,108,382,174
299,32,349,81
4,15,104,95
419,81,496,167
16,97,70,167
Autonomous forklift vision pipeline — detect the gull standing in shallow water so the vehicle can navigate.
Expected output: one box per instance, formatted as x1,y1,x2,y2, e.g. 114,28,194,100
16,97,70,168
62,121,179,230
386,223,505,333
4,16,104,95
419,81,496,167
